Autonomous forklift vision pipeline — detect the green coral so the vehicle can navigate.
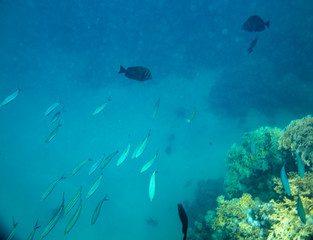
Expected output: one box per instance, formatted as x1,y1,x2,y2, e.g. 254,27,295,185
279,115,313,169
225,127,284,200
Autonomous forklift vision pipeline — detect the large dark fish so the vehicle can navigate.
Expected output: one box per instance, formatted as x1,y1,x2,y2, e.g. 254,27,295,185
297,192,306,224
177,203,188,240
118,66,151,81
248,38,258,54
242,15,270,32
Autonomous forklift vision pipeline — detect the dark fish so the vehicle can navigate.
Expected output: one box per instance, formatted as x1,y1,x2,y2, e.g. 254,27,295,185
145,217,159,226
297,193,306,224
248,38,258,54
118,66,151,81
177,203,188,240
242,15,270,32
280,160,291,196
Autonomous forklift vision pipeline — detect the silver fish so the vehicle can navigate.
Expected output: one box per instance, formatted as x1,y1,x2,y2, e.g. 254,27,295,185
71,158,92,176
91,195,109,225
86,173,103,199
92,97,111,115
26,219,40,240
152,98,160,118
45,122,62,143
64,186,82,215
89,154,104,176
141,153,158,173
132,131,150,159
1,89,21,107
44,102,60,116
41,176,66,200
186,107,196,123
117,144,131,166
6,216,18,240
64,198,82,234
40,193,65,239
149,171,157,202
100,150,119,169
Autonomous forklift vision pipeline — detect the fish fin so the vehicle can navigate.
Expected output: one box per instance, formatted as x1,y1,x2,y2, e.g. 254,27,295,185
265,21,270,28
118,66,126,74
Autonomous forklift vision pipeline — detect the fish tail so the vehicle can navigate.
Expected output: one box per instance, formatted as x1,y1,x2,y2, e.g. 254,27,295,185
265,21,270,28
118,66,126,74
35,219,41,229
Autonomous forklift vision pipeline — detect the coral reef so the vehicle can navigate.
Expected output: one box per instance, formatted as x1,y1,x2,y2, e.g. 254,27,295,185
279,115,313,169
225,127,284,200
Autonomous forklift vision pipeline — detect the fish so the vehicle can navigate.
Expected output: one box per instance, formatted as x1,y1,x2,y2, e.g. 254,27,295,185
50,111,61,124
6,216,18,240
41,176,66,200
145,217,159,227
92,97,111,115
44,102,61,117
91,195,109,225
186,107,196,123
45,122,62,143
86,173,103,199
295,152,305,178
132,131,151,159
64,197,82,234
40,193,65,239
141,153,158,173
89,154,104,176
26,219,40,240
71,158,92,176
177,203,188,240
248,38,258,54
280,161,291,196
153,98,160,118
117,144,131,166
297,193,306,224
100,150,119,169
242,15,270,32
64,186,82,215
149,170,157,202
1,89,21,108
250,136,256,160
118,66,151,81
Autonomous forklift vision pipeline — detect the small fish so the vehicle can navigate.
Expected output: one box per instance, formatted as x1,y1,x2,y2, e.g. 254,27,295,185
145,217,159,227
177,203,188,240
248,38,258,54
100,150,119,169
26,219,40,240
92,97,111,115
89,154,104,176
297,193,306,224
242,15,270,32
141,153,158,173
40,193,65,239
295,152,305,178
118,66,151,81
91,195,109,225
117,144,131,166
45,122,62,143
186,107,196,123
44,102,61,117
1,89,21,108
153,98,160,118
64,186,82,215
6,216,18,240
41,176,66,200
149,170,157,202
250,136,256,160
280,161,291,196
64,198,82,234
132,131,151,159
86,173,103,199
71,158,92,176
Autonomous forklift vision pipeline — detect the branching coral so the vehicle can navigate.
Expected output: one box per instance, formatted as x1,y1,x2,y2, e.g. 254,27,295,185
279,115,313,169
225,127,284,200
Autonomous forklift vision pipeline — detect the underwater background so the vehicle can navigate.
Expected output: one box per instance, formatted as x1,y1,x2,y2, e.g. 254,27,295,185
0,0,313,239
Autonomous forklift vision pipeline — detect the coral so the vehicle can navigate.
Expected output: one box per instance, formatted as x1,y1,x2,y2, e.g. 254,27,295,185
279,115,313,169
213,193,265,239
225,127,284,200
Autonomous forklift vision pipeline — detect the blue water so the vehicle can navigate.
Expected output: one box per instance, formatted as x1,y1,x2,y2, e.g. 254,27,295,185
0,0,312,239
